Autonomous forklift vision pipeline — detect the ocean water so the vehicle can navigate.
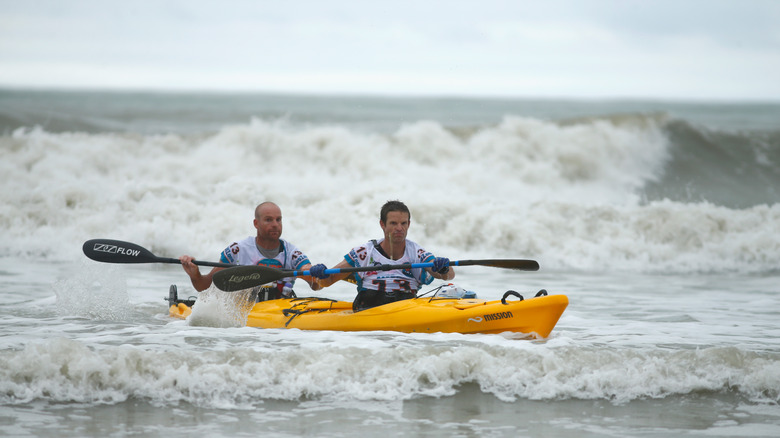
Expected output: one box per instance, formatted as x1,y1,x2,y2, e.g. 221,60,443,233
1,89,779,437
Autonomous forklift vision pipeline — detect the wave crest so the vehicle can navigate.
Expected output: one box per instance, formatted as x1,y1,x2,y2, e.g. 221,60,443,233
1,339,777,407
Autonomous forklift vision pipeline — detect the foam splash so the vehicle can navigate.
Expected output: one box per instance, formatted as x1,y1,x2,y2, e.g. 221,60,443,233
186,286,256,328
53,262,130,321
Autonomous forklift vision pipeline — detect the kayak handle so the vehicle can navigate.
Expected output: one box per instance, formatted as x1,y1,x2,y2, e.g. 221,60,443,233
501,290,524,304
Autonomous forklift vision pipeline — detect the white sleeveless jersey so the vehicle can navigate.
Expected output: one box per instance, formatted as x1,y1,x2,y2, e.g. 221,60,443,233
344,239,435,293
219,236,311,286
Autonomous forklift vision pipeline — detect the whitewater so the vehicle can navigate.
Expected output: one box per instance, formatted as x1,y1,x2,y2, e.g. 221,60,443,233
1,89,779,437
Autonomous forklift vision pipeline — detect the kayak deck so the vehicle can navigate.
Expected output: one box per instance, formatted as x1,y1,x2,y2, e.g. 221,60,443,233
168,286,568,338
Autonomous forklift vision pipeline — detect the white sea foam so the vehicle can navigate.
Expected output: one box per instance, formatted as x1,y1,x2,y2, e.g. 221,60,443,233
2,117,778,274
0,336,777,407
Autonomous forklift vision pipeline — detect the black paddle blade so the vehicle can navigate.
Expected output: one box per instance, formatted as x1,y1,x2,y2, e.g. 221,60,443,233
213,265,288,292
82,239,159,264
454,259,539,271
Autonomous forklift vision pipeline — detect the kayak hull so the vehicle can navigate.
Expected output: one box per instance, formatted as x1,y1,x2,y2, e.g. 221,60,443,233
170,293,568,338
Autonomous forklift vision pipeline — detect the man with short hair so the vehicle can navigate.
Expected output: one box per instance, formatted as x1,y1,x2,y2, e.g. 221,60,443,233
180,202,321,297
310,200,453,311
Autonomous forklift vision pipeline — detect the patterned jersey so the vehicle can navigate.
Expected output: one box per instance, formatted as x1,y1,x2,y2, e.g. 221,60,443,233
344,239,435,293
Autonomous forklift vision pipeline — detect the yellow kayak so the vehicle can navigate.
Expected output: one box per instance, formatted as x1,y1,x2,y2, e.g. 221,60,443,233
169,287,568,338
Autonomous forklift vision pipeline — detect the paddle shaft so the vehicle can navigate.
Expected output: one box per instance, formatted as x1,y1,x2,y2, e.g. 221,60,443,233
82,239,232,268
288,259,538,278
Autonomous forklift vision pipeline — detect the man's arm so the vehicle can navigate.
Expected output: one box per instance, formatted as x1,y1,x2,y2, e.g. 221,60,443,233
298,263,324,291
427,257,455,281
310,259,353,288
180,255,222,291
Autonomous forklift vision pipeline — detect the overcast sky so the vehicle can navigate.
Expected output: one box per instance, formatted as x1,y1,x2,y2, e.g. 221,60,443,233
1,0,779,101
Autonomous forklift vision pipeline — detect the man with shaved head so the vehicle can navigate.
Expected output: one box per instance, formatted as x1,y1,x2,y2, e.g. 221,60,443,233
179,202,321,298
